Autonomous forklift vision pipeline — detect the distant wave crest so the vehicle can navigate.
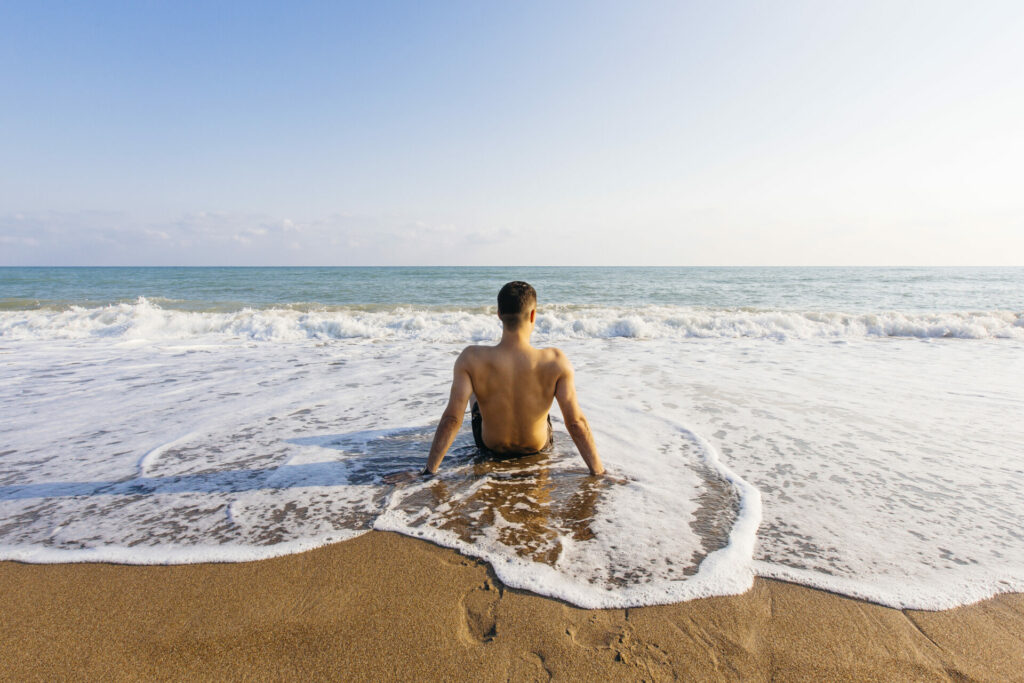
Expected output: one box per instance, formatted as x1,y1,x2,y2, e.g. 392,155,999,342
1,297,1022,342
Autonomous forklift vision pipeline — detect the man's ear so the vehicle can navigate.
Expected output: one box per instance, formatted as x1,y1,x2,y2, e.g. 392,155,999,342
530,309,536,323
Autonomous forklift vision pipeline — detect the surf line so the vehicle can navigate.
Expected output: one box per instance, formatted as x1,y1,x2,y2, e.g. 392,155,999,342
662,414,764,599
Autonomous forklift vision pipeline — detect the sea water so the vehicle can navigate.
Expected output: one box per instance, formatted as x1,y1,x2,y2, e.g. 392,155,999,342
1,267,1022,609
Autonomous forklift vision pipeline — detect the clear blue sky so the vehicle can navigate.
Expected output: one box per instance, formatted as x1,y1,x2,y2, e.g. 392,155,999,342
2,1,1022,265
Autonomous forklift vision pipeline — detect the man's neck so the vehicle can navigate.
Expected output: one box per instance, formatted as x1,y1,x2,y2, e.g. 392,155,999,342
498,327,533,349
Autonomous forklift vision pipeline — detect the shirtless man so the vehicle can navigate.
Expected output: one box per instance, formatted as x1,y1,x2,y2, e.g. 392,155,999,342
420,281,605,476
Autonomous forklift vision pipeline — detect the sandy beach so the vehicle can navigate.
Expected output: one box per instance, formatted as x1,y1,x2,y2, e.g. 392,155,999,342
2,531,1021,682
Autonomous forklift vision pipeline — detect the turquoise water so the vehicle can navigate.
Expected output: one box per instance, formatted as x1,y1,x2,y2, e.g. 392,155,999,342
2,266,1023,312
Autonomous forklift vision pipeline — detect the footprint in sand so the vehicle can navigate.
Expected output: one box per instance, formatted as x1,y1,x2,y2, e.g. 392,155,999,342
461,578,501,643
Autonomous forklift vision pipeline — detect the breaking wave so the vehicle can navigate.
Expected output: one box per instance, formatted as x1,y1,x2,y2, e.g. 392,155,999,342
1,297,1022,342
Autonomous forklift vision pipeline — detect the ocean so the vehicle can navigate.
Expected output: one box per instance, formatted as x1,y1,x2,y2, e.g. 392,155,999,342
1,266,1022,609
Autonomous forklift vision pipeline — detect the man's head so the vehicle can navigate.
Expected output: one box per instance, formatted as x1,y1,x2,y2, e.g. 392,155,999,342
497,281,537,331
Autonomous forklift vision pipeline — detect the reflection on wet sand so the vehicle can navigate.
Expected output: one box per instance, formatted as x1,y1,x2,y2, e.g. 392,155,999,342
394,446,616,567
686,461,741,576
378,429,744,598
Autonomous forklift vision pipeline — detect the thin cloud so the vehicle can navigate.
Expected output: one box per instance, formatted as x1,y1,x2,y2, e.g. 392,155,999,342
0,210,525,265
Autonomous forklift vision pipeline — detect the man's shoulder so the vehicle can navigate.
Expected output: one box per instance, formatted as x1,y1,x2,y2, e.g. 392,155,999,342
536,346,572,368
455,344,491,365
459,344,491,355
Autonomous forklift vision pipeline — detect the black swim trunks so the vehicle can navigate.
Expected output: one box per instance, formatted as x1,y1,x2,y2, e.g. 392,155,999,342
471,401,553,457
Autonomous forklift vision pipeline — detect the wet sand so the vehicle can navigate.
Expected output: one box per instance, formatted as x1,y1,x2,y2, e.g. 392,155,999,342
2,531,1022,681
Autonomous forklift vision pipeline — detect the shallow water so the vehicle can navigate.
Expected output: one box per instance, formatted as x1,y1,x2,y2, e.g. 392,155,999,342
1,267,1022,609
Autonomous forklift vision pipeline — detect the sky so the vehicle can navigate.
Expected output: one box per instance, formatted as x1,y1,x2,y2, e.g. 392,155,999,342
1,1,1022,266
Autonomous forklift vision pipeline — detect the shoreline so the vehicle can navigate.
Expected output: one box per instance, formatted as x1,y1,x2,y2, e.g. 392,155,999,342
3,532,1022,681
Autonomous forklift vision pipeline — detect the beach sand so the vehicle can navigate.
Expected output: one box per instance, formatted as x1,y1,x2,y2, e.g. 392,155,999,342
2,531,1022,681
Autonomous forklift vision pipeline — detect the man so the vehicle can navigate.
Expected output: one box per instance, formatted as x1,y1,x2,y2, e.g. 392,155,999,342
421,281,605,477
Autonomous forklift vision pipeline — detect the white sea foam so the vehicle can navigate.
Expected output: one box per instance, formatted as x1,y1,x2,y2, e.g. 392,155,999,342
1,297,1022,342
374,412,763,609
1,317,1022,610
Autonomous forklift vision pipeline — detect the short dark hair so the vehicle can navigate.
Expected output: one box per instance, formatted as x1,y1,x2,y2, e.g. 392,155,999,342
497,281,536,329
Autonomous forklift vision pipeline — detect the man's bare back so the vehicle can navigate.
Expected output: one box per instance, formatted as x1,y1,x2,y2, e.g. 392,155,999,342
463,343,561,453
415,281,605,477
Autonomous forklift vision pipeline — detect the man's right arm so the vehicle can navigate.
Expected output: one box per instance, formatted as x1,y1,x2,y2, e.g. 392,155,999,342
423,350,474,475
553,352,605,476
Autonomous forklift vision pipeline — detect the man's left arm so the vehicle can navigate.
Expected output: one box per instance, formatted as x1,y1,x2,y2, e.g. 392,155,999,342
422,351,474,475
